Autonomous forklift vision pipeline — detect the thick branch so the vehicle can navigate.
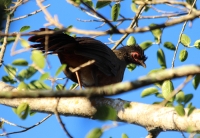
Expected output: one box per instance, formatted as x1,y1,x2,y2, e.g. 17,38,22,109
0,97,200,133
0,65,199,98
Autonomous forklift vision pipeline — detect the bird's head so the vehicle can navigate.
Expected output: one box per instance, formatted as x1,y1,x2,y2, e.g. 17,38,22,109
118,44,147,68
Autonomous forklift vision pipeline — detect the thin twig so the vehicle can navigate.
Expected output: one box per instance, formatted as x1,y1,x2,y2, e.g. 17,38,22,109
112,4,146,50
171,0,197,68
0,114,52,136
36,0,63,29
54,98,73,138
11,4,51,22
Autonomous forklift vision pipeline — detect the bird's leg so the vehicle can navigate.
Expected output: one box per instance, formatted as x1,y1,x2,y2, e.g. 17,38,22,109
69,67,82,89
75,71,82,89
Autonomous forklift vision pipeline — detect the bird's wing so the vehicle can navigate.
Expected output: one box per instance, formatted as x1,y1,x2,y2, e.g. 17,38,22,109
74,37,119,76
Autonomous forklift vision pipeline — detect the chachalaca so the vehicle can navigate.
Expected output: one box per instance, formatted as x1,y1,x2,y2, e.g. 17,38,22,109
29,28,147,87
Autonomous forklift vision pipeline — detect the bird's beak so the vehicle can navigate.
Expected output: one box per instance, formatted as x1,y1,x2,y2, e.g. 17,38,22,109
138,60,146,68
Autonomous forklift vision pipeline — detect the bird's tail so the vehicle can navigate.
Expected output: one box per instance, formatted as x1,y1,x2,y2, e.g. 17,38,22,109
28,28,76,54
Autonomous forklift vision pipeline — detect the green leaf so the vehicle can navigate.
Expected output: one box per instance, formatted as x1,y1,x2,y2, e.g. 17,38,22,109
149,23,162,44
184,94,193,104
162,80,174,102
127,63,136,72
84,0,93,7
55,64,67,76
155,93,164,99
141,87,158,97
148,68,164,87
163,42,176,50
187,102,192,108
127,36,136,46
16,103,30,120
4,65,17,78
96,1,111,9
12,59,28,66
39,73,50,81
131,3,137,13
140,41,153,50
17,82,28,90
56,84,66,90
17,66,37,80
175,104,185,116
94,105,117,121
123,102,131,108
0,37,15,44
20,39,29,48
157,49,166,68
2,75,17,84
165,102,174,107
194,40,200,49
69,83,78,90
179,49,188,62
188,106,195,116
31,50,45,69
111,3,120,21
20,26,30,32
86,128,103,138
122,133,129,138
29,111,36,116
28,80,51,90
192,74,200,90
175,91,185,103
180,34,191,47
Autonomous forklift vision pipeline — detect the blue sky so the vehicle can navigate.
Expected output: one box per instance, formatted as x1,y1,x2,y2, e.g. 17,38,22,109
0,0,200,138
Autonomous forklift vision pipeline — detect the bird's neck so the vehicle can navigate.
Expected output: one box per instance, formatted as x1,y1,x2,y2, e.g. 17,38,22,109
113,49,128,65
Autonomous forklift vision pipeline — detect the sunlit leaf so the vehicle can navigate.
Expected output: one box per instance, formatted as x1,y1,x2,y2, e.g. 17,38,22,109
175,91,185,103
17,81,28,90
175,104,185,116
2,75,17,84
86,128,103,138
70,83,78,90
163,42,176,50
20,26,30,32
141,87,158,97
4,65,17,78
122,133,129,138
192,74,200,90
16,103,30,120
39,73,50,81
94,105,117,121
162,80,174,102
131,3,137,13
20,39,29,48
180,34,191,47
31,50,45,69
127,63,136,72
184,94,193,104
127,36,136,46
157,49,166,68
111,3,120,21
12,59,28,66
194,40,200,49
55,64,67,76
149,23,162,44
140,41,153,50
179,49,188,62
56,84,66,90
96,1,111,9
188,106,195,116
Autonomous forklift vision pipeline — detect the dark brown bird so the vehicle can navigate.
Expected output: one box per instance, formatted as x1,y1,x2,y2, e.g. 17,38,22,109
29,28,147,87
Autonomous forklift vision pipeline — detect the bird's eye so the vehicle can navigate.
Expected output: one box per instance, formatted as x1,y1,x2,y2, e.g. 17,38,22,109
132,52,139,58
